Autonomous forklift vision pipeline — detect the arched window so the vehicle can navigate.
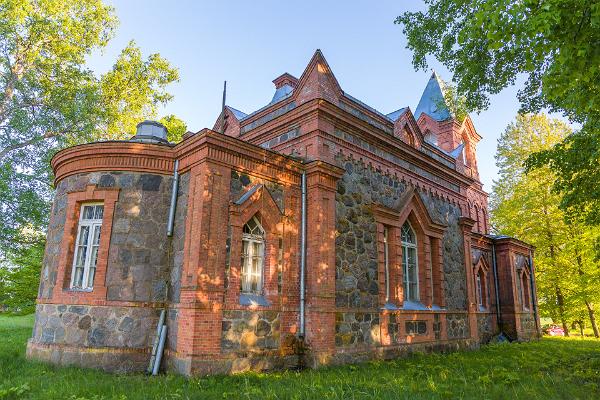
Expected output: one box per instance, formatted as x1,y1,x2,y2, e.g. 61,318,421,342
401,222,419,302
241,216,265,293
521,272,530,311
476,269,485,309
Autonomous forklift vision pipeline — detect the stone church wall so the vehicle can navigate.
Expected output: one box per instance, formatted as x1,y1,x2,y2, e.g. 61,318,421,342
30,170,173,371
334,157,406,312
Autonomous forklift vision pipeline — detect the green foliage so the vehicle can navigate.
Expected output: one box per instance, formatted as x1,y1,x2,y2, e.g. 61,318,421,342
159,114,187,143
0,237,44,312
491,114,600,331
1,314,600,399
396,1,600,224
436,79,468,123
0,1,183,293
101,42,179,139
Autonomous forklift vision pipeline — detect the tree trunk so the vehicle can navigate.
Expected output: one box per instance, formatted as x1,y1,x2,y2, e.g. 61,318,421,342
555,284,569,336
585,300,599,338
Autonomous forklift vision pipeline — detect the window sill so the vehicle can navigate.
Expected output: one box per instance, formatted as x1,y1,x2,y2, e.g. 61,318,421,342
382,302,400,310
402,301,430,311
239,293,270,307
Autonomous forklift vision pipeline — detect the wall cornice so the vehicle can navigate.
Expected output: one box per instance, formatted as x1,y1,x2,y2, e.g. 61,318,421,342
51,142,175,185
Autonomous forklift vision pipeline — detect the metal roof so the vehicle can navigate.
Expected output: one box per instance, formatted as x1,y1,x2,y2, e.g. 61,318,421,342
226,106,248,120
386,107,408,122
414,71,452,121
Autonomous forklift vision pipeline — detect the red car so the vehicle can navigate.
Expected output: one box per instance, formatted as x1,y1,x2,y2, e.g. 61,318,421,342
544,325,565,336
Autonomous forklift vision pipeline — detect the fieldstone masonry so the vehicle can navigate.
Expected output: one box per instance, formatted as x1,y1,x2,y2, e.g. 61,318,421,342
29,51,539,376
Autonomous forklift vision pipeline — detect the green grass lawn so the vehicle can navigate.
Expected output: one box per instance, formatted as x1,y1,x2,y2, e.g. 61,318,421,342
1,315,599,399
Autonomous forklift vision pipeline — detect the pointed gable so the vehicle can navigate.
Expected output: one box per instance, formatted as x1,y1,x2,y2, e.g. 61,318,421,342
393,107,425,149
294,49,342,106
212,106,247,137
414,71,451,122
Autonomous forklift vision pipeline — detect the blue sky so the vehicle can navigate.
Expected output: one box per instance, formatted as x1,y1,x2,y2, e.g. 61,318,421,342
88,0,528,192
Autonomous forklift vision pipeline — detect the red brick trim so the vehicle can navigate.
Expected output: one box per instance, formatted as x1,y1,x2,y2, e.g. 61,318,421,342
51,143,174,185
227,185,284,307
373,188,446,309
473,256,491,310
51,185,119,304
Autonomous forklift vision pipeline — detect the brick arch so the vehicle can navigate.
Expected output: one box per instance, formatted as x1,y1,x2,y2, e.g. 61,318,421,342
227,185,284,304
473,255,491,310
374,187,447,309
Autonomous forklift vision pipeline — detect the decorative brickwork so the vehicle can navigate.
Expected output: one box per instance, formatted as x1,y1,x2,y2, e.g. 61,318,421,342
30,51,539,376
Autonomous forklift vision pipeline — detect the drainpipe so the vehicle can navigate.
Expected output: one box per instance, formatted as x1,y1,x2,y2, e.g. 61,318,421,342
491,242,502,330
166,159,180,237
299,171,307,339
528,250,540,336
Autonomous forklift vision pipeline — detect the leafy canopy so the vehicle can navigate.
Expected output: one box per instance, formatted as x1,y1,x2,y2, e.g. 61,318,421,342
0,0,183,259
397,1,600,223
491,114,600,327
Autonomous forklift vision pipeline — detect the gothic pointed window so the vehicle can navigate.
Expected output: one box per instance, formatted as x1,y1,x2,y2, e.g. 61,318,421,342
401,222,419,302
521,272,530,311
241,216,265,293
476,270,484,309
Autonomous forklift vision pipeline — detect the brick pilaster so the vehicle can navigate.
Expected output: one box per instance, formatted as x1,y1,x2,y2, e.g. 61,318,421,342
303,161,343,366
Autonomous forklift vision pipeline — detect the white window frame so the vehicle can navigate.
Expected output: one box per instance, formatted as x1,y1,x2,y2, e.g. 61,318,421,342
476,271,484,308
70,203,104,290
401,221,419,302
241,216,265,294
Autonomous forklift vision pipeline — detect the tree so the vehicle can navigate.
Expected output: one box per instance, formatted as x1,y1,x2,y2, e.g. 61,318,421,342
0,0,181,261
160,114,187,143
396,1,600,224
491,114,600,337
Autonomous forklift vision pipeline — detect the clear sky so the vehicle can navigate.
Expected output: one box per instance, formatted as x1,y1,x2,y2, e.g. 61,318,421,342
88,0,528,192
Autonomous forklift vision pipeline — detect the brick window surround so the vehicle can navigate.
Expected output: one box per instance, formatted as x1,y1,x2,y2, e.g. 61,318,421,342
227,185,283,307
52,185,119,304
519,268,532,311
373,189,446,309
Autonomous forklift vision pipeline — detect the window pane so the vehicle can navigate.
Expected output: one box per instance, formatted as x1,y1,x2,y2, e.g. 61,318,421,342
94,205,104,220
409,283,418,301
73,266,84,287
83,206,94,220
79,225,90,246
87,265,96,288
92,225,101,245
407,247,416,265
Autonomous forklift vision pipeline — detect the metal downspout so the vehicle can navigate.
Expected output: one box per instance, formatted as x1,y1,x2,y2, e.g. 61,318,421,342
299,171,307,339
491,242,502,329
528,250,540,336
167,159,180,237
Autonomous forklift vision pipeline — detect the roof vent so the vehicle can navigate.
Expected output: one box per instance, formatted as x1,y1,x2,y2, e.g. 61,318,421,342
131,120,169,144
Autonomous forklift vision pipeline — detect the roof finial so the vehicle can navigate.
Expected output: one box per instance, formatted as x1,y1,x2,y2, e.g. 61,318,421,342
222,80,227,114
218,81,227,134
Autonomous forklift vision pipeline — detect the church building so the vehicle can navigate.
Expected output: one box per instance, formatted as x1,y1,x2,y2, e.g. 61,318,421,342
27,51,540,375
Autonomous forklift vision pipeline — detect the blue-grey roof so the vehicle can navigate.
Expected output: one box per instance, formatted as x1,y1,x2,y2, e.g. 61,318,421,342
386,107,408,122
414,71,452,121
226,106,248,120
234,184,262,205
449,143,464,159
270,84,294,104
343,92,394,121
